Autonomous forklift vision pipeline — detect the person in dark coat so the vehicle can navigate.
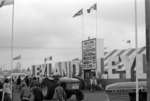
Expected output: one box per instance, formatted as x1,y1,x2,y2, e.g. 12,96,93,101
30,77,38,88
16,76,21,90
41,77,57,100
17,76,21,85
31,83,43,101
24,76,29,87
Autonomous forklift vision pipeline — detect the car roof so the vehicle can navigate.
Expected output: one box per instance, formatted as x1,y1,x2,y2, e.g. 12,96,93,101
59,77,79,83
105,81,146,91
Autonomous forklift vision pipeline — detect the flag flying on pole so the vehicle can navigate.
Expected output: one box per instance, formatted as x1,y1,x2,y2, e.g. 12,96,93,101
45,56,52,62
126,40,131,44
0,0,13,7
13,55,21,60
87,3,97,13
73,9,83,17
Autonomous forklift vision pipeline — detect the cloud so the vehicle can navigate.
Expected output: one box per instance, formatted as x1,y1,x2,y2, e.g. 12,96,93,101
101,0,145,26
0,0,146,68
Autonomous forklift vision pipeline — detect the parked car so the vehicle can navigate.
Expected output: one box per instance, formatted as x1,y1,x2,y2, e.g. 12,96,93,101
41,77,84,101
105,81,147,101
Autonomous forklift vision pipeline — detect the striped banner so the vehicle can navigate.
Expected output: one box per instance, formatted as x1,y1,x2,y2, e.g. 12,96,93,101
104,47,146,73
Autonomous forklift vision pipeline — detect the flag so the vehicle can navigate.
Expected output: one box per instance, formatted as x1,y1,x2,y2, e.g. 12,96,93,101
87,3,97,13
126,40,131,44
0,0,13,7
44,56,52,62
13,55,21,60
73,9,83,17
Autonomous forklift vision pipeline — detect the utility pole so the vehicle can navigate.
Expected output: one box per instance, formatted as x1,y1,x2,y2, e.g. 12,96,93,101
145,0,150,100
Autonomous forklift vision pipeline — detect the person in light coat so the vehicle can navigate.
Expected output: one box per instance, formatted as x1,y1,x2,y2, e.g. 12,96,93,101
3,78,12,101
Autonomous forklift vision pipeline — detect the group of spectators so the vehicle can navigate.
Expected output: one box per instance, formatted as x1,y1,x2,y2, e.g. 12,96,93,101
0,75,67,101
84,75,103,92
15,76,43,101
14,76,67,101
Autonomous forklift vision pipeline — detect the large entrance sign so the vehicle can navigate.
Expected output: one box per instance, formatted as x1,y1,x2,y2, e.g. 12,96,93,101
102,55,147,80
32,63,52,77
82,38,104,79
82,38,97,69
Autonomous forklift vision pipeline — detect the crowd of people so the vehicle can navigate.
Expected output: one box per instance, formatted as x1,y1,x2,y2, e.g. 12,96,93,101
0,75,67,101
0,74,103,101
89,76,97,92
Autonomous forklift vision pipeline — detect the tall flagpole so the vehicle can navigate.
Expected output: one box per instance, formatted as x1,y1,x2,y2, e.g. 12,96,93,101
81,9,84,71
11,0,14,100
95,3,98,39
134,0,139,100
11,0,14,72
81,9,84,41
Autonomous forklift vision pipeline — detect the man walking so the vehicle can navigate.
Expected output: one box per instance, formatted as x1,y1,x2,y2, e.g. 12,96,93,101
20,83,31,101
90,75,97,92
31,83,43,101
53,82,66,101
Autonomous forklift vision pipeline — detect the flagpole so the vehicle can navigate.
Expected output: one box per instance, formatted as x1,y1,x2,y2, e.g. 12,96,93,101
134,0,139,101
11,0,15,70
11,0,15,100
11,1,15,72
81,9,84,41
95,2,98,39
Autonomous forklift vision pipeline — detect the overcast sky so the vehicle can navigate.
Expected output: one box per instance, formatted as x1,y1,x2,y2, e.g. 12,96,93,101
0,0,146,69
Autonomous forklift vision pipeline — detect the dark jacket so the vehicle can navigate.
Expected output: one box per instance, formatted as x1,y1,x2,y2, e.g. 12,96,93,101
17,77,21,85
31,87,43,101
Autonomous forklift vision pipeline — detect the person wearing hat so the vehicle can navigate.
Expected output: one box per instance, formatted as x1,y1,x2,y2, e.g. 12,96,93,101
20,82,31,101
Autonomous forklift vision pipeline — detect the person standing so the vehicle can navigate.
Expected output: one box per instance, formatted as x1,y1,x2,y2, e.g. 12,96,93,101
53,82,66,101
24,76,29,87
90,76,97,92
2,78,12,101
20,83,31,101
16,76,21,90
90,77,93,92
93,76,97,91
31,83,43,101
